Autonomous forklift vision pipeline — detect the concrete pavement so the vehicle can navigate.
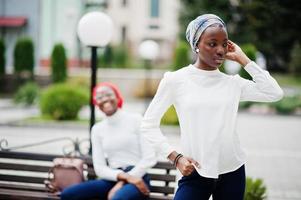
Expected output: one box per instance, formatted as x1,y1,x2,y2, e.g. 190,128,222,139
0,98,301,200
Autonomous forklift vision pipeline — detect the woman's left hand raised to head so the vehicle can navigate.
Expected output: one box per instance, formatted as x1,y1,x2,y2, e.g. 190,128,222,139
225,40,251,67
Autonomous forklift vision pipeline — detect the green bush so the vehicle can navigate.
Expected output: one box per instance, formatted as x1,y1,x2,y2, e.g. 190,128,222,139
244,177,267,200
239,44,257,80
219,62,226,73
14,82,40,106
272,95,301,114
0,38,5,75
113,44,128,68
161,106,179,125
133,79,159,98
239,101,254,110
289,41,301,75
13,37,34,76
98,45,114,68
40,84,88,120
172,41,190,71
51,43,67,83
66,77,89,91
98,45,130,68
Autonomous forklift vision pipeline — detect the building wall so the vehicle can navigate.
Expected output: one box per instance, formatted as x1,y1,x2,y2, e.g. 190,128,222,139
106,0,180,63
39,0,83,66
0,0,180,70
0,0,40,72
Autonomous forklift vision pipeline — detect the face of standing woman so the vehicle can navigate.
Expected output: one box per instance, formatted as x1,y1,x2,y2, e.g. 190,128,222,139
95,86,118,116
197,24,228,70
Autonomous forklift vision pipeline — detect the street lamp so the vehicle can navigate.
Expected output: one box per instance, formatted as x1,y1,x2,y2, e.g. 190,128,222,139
138,40,159,110
77,11,113,154
224,59,241,75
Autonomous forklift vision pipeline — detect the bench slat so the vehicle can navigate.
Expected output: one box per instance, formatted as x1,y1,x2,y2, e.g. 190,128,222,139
153,162,175,170
0,183,174,200
0,183,46,192
149,186,175,194
0,151,176,199
148,173,176,182
0,188,59,200
149,195,173,200
0,162,50,172
0,151,57,161
0,174,45,184
0,151,93,164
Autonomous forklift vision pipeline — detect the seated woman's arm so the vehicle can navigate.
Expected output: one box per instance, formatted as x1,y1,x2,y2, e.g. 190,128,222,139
127,131,157,178
91,126,123,181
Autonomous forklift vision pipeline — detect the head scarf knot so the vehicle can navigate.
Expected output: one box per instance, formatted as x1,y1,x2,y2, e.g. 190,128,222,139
93,82,124,108
186,14,227,53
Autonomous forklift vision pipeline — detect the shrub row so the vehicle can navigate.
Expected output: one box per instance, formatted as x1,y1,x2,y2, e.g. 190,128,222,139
98,44,130,68
39,84,88,120
1,37,67,83
240,95,301,115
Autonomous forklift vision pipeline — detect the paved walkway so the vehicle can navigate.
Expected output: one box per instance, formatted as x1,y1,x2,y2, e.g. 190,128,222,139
0,98,301,200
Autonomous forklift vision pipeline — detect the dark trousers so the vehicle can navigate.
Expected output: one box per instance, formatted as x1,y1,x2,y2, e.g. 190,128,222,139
61,166,150,200
174,165,245,200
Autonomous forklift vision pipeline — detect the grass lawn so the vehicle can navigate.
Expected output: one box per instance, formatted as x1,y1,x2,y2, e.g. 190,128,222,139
272,73,301,89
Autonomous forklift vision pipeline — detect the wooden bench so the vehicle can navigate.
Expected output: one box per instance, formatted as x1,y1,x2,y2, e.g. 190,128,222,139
0,151,176,200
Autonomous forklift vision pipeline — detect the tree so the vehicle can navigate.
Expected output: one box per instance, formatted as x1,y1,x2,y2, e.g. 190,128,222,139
51,43,67,83
179,0,301,72
289,41,301,75
0,39,5,75
13,37,34,77
172,41,190,71
98,45,113,68
179,0,235,40
240,0,301,72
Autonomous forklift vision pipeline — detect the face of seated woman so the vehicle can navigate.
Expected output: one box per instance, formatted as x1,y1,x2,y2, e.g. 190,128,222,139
95,86,118,116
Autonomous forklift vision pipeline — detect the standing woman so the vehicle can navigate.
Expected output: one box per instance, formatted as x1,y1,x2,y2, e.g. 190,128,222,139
140,14,283,200
61,82,156,200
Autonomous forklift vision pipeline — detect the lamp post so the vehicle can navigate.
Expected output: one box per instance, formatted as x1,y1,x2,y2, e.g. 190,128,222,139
138,40,159,110
224,59,241,75
77,11,113,154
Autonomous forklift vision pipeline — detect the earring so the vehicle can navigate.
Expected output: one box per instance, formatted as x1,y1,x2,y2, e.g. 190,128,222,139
196,49,200,53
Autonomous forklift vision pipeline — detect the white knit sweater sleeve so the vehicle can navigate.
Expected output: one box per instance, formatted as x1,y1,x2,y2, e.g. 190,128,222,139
127,132,157,177
235,61,284,102
91,125,123,181
140,72,175,158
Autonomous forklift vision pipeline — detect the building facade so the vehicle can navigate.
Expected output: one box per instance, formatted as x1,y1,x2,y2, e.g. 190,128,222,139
0,0,40,73
0,0,180,72
106,0,180,63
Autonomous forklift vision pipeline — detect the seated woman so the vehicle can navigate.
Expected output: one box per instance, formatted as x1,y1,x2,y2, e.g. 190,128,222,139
61,82,156,200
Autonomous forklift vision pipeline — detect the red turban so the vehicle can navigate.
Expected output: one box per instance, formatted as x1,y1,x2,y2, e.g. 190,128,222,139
92,82,124,108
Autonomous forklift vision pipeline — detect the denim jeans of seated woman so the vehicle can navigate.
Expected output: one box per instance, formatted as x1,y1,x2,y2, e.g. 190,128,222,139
174,165,245,200
60,166,150,200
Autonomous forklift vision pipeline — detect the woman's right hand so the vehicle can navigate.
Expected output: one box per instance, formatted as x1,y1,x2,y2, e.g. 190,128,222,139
117,172,149,195
176,156,200,176
126,175,150,195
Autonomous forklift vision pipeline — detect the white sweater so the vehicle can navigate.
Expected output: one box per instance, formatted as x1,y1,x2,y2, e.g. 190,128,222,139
141,61,283,178
91,110,156,181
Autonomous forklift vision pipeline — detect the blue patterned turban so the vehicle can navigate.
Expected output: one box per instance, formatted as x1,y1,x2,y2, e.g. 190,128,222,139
186,14,227,53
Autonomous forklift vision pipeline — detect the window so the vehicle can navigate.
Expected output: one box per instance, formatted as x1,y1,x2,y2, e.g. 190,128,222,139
122,0,127,7
150,0,160,18
121,26,127,43
149,25,160,29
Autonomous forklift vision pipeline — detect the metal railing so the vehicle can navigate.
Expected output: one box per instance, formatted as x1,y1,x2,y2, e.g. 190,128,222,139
0,137,90,156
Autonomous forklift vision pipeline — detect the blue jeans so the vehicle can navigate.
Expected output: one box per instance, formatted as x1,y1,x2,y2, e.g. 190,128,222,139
174,165,245,200
61,166,150,200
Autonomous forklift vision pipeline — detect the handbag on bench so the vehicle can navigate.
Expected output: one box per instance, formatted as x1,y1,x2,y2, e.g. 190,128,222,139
44,157,85,194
